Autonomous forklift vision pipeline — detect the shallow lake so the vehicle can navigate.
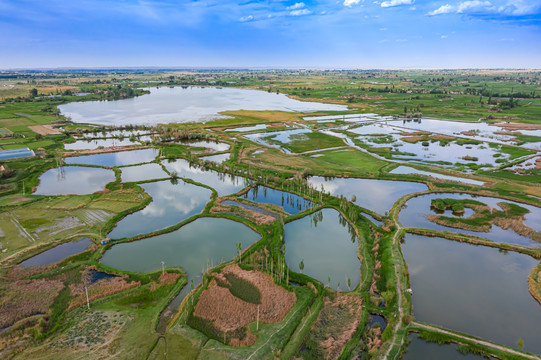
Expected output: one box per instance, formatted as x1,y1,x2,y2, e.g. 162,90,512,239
402,234,541,354
307,176,428,214
34,166,115,195
107,180,211,239
284,208,360,290
120,163,169,182
240,186,315,214
402,333,491,360
101,217,260,303
20,237,92,268
65,148,159,167
59,86,347,126
399,193,541,247
163,158,249,196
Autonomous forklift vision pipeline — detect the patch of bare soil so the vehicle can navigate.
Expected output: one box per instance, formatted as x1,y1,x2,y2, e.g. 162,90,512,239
28,125,61,135
193,264,296,346
491,123,541,131
0,278,64,328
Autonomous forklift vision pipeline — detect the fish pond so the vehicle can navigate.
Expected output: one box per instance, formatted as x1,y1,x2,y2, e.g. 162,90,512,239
59,86,347,126
399,193,541,247
20,237,93,268
107,180,211,239
199,153,230,164
402,234,541,354
65,148,159,167
64,138,140,150
389,166,484,186
402,333,493,360
33,166,115,195
101,217,260,303
120,163,169,183
240,186,315,214
284,208,360,290
307,176,428,214
163,158,249,196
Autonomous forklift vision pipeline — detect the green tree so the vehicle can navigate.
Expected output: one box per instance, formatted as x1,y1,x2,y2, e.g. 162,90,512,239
299,259,304,274
29,88,38,97
517,338,524,349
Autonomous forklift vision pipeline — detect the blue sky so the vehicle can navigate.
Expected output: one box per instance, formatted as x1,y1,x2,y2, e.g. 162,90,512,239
0,0,539,69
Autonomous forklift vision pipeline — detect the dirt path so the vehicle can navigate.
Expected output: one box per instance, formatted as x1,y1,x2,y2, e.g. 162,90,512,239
381,197,407,360
412,322,541,360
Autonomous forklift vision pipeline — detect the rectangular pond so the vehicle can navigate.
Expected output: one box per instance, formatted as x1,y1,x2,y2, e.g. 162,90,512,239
64,138,140,150
33,166,116,195
65,148,159,167
402,234,541,354
59,86,347,126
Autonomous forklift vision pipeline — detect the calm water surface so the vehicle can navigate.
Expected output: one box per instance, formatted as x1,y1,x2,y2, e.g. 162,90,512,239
120,163,168,182
240,186,315,214
402,234,541,354
60,87,347,126
307,176,428,214
107,180,211,239
163,158,248,196
65,148,159,167
400,193,541,247
34,166,115,195
20,237,92,268
402,334,492,360
389,166,484,186
199,153,230,164
102,217,260,303
284,208,360,290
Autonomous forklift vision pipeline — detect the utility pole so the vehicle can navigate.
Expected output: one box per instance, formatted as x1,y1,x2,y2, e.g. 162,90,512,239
85,286,90,309
161,261,165,276
257,305,260,331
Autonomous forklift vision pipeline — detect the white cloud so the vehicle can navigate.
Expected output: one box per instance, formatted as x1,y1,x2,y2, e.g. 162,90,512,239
344,0,362,7
381,0,413,8
239,15,253,22
290,9,312,15
427,0,538,16
441,34,448,38
380,27,388,30
286,2,306,10
457,0,491,13
428,4,454,15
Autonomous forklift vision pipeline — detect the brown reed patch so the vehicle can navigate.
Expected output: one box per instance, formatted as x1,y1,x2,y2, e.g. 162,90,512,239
0,278,64,328
192,264,296,346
